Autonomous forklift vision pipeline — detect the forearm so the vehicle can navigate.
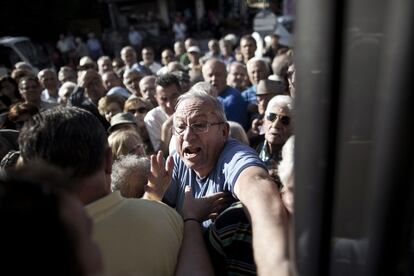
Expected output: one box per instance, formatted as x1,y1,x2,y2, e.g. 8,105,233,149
235,168,290,276
175,220,215,276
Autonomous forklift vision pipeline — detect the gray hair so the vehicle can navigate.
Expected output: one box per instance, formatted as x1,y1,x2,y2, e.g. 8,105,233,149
228,121,249,145
176,88,227,122
278,136,294,186
111,155,150,193
246,57,270,75
266,95,294,114
190,82,218,97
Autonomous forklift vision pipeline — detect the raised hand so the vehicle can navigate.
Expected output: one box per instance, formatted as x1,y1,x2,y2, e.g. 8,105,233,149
182,186,232,222
143,151,173,201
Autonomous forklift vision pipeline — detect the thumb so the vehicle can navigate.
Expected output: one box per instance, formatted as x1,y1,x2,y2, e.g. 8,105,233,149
184,186,194,201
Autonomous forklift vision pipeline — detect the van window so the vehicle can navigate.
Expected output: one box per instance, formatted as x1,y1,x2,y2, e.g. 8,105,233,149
14,41,37,65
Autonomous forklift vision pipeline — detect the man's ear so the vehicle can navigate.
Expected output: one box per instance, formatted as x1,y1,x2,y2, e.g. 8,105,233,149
104,147,112,174
222,122,230,140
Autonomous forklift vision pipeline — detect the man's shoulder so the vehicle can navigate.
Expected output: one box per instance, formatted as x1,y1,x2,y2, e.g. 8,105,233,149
145,106,166,121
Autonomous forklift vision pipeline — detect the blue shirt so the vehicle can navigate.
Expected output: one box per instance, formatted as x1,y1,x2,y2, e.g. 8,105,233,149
218,86,249,130
164,138,266,226
241,85,257,105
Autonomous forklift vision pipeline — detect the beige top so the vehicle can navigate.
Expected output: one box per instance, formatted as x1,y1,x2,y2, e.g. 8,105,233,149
86,191,183,276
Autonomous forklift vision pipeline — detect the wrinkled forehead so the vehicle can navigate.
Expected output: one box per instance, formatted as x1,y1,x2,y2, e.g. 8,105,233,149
267,105,292,116
174,98,216,121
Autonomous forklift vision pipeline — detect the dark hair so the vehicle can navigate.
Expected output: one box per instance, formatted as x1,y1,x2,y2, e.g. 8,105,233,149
0,164,82,275
18,107,108,180
240,35,257,46
155,73,181,92
0,76,21,102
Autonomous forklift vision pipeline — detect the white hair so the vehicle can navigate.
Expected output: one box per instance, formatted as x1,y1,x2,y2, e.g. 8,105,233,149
111,155,150,192
175,88,227,122
58,82,77,98
228,121,249,145
246,57,270,74
266,95,294,114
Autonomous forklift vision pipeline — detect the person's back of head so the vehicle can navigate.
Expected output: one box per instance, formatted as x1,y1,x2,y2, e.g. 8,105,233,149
18,107,108,181
0,163,104,275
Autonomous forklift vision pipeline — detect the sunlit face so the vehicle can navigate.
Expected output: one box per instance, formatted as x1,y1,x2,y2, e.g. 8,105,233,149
39,71,58,90
139,78,156,103
240,38,257,61
227,64,247,91
121,49,136,67
19,79,41,104
102,73,121,91
264,105,293,148
125,101,149,127
161,50,175,65
174,98,229,178
202,61,227,94
125,135,145,157
124,71,143,96
59,194,103,276
247,61,268,85
104,102,123,123
98,58,113,74
84,76,105,105
141,48,154,64
257,93,275,115
155,84,180,116
219,40,232,56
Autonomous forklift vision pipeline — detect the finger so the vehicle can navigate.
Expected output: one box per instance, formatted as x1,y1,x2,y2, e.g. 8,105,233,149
156,151,165,174
184,186,192,199
150,154,160,177
204,191,227,201
208,212,219,220
165,155,174,177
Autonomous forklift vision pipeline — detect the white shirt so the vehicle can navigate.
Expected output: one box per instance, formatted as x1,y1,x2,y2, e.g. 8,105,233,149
144,106,169,152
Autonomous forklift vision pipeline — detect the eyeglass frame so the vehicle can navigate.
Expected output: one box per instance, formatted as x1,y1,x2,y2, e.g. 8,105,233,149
173,121,225,135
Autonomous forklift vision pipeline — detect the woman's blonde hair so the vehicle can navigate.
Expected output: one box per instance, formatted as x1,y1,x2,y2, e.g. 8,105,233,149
108,129,143,161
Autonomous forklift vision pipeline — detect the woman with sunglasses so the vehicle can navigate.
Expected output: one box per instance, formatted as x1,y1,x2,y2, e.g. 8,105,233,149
254,95,294,186
124,96,154,155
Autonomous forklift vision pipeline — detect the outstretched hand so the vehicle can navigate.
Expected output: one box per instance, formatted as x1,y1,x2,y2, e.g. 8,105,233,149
182,186,232,222
143,151,173,201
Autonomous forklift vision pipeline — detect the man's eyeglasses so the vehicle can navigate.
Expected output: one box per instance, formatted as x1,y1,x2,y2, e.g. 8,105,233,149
266,112,290,126
173,122,224,135
128,107,148,114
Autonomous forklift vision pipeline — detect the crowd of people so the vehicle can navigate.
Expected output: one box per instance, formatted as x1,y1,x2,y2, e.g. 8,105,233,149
0,30,297,275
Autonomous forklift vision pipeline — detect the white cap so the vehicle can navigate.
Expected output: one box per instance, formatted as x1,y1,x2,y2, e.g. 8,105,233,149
187,46,201,53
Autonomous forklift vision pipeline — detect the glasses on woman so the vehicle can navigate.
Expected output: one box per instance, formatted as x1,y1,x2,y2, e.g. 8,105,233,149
127,107,148,114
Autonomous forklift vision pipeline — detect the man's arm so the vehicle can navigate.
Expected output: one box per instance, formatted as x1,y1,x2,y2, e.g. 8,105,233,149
234,165,290,276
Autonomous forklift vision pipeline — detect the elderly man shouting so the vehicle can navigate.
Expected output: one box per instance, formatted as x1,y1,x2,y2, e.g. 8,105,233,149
149,89,290,276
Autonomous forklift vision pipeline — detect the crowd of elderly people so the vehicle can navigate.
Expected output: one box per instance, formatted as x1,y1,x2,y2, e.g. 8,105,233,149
0,32,296,275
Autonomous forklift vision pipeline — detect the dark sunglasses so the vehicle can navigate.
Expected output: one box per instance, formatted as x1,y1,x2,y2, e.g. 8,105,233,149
266,112,290,126
128,107,148,114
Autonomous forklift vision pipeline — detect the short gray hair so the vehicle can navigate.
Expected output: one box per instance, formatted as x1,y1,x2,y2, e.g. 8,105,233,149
190,82,218,97
175,89,227,122
111,155,150,194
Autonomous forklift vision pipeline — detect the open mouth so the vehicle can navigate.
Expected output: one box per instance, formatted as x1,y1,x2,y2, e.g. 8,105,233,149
183,146,201,159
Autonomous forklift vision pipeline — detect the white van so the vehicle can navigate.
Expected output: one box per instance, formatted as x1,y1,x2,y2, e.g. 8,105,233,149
0,36,52,76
